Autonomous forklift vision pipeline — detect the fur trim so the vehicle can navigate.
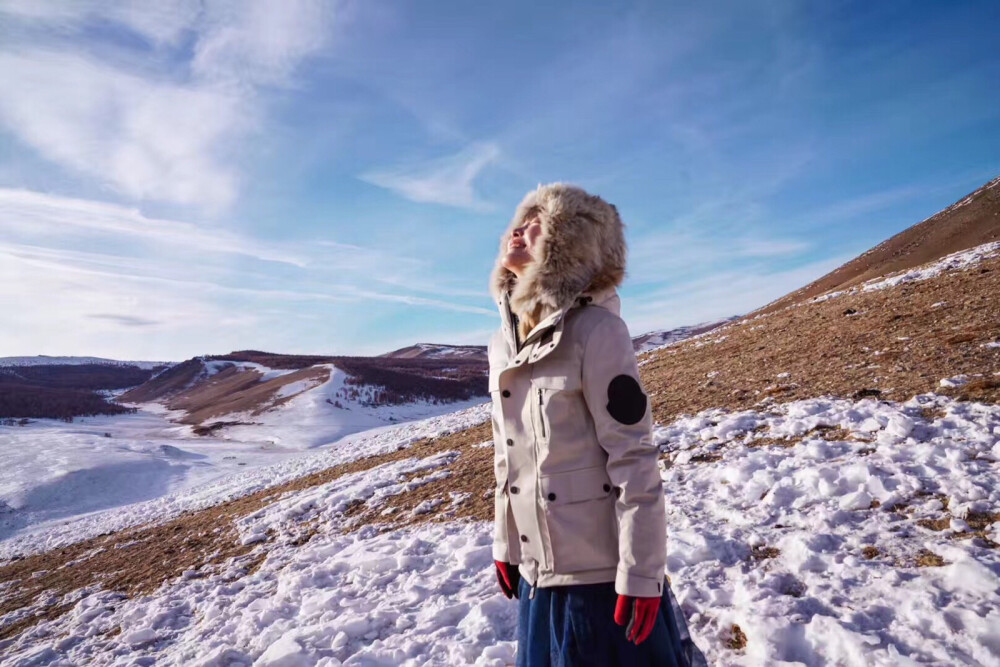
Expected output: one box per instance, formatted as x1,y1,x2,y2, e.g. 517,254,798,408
489,183,627,319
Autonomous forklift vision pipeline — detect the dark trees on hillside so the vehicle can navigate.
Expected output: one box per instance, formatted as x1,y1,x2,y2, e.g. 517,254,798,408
0,364,155,390
0,364,152,419
0,385,137,420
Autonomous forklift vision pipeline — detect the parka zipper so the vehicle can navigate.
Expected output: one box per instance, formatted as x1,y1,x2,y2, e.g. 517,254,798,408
537,388,546,438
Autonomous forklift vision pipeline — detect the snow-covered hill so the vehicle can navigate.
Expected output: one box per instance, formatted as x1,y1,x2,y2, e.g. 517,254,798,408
381,343,487,360
0,365,488,551
633,316,739,354
0,356,169,369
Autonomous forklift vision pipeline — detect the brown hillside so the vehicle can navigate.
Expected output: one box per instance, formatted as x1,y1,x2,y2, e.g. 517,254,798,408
118,358,203,403
167,365,331,426
759,176,1000,314
642,251,1000,420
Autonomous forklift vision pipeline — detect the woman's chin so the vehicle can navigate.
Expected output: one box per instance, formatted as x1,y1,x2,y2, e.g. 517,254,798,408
503,253,532,274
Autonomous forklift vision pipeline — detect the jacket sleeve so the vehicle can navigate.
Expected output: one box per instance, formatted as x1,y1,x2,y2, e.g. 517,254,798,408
488,336,516,564
582,315,667,598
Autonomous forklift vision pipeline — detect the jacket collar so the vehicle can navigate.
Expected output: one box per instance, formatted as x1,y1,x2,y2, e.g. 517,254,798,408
497,284,620,355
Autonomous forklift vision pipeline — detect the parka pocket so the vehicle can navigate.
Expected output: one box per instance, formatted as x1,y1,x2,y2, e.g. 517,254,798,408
539,466,619,573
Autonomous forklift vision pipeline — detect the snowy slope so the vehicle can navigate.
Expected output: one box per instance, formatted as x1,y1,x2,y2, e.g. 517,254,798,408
811,241,1000,304
382,343,487,360
634,316,739,354
2,390,998,665
0,366,489,552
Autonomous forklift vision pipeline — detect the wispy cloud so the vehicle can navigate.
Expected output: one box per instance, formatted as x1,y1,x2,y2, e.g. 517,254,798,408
628,224,812,287
0,189,307,266
626,254,851,335
87,314,161,328
0,1,335,211
0,185,498,358
361,142,501,210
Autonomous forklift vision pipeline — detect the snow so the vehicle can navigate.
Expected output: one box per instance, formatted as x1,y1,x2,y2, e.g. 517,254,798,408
811,241,1000,304
2,387,1000,664
656,393,1000,665
0,356,168,369
635,316,739,355
0,389,491,557
406,344,485,360
0,378,1000,666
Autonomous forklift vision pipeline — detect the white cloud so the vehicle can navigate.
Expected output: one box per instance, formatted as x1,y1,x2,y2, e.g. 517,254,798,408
0,240,495,359
0,186,498,359
0,188,304,266
0,0,202,46
361,142,501,210
0,1,334,211
192,0,332,87
626,254,850,335
0,55,243,210
628,224,812,286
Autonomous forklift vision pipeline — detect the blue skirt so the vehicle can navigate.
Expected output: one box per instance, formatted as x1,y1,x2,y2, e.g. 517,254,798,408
515,577,707,667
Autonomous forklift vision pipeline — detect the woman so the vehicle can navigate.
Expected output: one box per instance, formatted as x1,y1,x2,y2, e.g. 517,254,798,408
487,184,706,666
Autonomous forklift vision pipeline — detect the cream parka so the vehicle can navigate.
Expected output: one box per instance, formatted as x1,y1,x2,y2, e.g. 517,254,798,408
487,183,667,599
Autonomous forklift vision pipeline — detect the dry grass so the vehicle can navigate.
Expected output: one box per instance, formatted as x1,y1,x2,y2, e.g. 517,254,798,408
917,517,951,532
726,624,749,650
640,253,1000,421
750,545,780,562
914,549,947,567
747,437,798,449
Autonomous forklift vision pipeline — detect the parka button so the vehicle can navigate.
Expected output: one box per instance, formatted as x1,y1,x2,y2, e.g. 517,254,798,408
520,535,529,543
603,484,611,493
510,486,519,494
502,390,510,398
547,493,556,501
506,438,513,446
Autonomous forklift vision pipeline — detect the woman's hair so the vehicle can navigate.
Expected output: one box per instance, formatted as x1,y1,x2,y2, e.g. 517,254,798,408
517,302,546,343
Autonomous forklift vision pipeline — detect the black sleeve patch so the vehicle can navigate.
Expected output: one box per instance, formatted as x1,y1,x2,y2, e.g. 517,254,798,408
606,374,647,425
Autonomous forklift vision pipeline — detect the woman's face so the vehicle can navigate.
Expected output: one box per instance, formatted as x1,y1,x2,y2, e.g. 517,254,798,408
501,213,543,277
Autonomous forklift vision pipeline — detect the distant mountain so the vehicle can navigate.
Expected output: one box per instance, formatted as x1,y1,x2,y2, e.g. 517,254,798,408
633,317,740,354
0,356,169,370
758,175,1000,314
381,325,740,360
381,343,487,360
119,351,488,428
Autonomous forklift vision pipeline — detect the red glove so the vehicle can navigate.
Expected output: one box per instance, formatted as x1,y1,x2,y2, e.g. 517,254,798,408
614,594,659,644
495,561,520,599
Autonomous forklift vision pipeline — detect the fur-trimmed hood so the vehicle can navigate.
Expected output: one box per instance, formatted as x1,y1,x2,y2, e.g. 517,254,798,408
489,183,627,320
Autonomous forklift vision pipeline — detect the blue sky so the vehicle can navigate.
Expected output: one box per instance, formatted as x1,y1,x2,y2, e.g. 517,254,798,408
1,0,998,361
